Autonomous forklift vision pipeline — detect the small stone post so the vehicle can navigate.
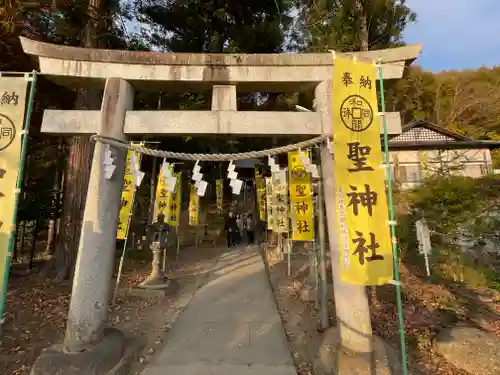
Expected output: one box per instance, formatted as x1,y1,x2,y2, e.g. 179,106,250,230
148,242,163,279
63,78,134,352
315,80,373,353
139,216,169,288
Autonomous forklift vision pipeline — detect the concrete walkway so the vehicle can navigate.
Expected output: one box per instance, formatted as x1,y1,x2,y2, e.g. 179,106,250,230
140,246,297,375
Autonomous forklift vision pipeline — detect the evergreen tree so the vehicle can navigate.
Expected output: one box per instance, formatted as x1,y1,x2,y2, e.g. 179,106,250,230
299,0,417,52
1,1,134,280
134,0,294,53
48,0,135,281
130,0,299,154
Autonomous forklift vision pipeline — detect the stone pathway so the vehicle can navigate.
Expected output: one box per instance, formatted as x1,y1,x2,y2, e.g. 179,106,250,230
140,246,298,375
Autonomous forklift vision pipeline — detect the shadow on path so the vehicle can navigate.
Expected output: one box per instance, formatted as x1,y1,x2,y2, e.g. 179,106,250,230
140,245,298,375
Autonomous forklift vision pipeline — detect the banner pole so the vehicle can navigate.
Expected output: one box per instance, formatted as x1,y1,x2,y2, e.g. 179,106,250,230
312,240,319,307
175,226,180,259
0,71,37,328
112,187,138,306
162,232,167,273
176,171,182,259
287,175,292,277
315,145,330,330
377,61,408,375
287,236,291,277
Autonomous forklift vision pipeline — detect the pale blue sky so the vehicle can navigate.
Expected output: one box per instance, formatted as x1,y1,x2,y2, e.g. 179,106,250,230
404,0,500,72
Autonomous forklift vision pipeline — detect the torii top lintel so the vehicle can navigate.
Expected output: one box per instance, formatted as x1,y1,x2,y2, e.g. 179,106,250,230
20,37,421,92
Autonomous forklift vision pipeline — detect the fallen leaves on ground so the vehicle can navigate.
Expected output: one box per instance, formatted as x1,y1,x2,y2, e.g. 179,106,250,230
0,276,71,375
371,266,499,375
1,246,225,375
268,259,499,375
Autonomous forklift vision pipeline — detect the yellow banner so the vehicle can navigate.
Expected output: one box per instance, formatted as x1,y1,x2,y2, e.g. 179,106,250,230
255,168,266,221
0,77,28,293
153,165,182,226
153,164,172,223
216,179,223,215
188,183,199,225
288,151,315,241
117,145,142,239
265,178,274,230
272,170,289,233
166,172,181,226
333,56,393,285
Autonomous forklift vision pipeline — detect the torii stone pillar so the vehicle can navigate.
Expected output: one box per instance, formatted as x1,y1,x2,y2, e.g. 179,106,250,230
315,80,372,352
19,36,421,373
31,78,133,374
64,78,133,351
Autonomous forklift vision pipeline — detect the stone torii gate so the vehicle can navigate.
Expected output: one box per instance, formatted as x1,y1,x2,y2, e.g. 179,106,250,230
20,37,421,374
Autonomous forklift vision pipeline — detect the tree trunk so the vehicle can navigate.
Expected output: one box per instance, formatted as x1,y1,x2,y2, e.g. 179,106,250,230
45,138,64,257
15,154,30,262
45,217,56,257
50,0,107,281
13,224,22,262
29,217,40,270
52,136,95,280
355,1,369,51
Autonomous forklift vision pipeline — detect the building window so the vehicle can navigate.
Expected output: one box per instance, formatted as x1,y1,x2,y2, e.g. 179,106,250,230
480,164,489,175
462,164,482,177
398,165,420,183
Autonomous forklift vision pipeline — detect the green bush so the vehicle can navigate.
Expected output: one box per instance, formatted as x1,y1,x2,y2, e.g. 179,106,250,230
401,175,500,238
394,175,500,287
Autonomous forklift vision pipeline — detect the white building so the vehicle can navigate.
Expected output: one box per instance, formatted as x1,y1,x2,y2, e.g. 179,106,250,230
388,120,494,189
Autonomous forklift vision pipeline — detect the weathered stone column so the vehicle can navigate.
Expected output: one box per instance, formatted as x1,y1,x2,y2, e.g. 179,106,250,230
63,78,134,352
211,85,237,110
315,80,373,353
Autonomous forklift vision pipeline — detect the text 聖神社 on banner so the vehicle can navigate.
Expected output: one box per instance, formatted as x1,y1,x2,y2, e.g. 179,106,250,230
216,179,223,215
271,170,289,234
117,145,143,239
288,151,315,241
188,183,200,226
332,56,393,286
153,164,181,226
255,168,267,221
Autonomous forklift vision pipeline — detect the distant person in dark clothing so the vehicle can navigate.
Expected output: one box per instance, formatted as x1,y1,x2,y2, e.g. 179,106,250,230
224,212,238,248
246,214,255,245
236,214,244,244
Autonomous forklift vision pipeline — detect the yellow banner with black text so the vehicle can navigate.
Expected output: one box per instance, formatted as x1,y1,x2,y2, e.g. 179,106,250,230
265,177,274,230
271,170,289,233
216,179,223,215
188,183,200,226
0,77,28,294
332,56,393,286
166,173,181,226
117,144,143,239
154,166,182,226
288,151,315,241
255,168,266,221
